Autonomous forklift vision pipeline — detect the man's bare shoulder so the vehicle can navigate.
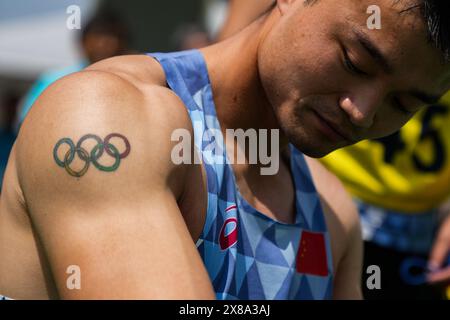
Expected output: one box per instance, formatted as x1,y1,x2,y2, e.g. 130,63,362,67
20,55,188,134
85,54,167,88
4,56,214,300
15,56,193,206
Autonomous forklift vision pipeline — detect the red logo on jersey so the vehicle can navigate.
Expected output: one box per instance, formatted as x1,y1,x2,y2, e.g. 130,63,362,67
296,231,329,277
219,205,238,250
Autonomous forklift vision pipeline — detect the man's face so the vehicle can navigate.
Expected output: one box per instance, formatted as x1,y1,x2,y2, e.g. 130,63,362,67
258,0,450,157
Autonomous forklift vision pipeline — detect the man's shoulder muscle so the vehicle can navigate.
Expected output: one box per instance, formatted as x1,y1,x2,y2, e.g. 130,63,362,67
86,54,167,88
7,58,216,299
16,62,193,211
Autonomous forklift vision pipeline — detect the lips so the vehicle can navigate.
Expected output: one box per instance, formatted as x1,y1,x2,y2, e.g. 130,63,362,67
312,110,353,143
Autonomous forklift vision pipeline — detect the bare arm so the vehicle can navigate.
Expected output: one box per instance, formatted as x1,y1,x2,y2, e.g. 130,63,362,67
332,214,363,300
16,69,215,299
306,157,363,300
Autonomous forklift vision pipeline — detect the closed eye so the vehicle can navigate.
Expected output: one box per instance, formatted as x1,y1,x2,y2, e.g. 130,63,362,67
343,48,368,76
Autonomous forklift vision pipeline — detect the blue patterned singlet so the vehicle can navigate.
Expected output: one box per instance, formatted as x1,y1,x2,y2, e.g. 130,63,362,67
150,50,334,300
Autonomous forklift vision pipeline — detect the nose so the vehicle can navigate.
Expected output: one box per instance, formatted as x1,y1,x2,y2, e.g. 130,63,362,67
339,90,382,128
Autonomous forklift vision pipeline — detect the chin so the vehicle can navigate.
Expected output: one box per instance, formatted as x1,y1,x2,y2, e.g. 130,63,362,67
283,129,334,159
298,146,333,159
287,136,331,158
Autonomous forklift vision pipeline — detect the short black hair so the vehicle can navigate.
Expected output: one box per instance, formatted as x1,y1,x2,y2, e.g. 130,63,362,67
420,0,450,63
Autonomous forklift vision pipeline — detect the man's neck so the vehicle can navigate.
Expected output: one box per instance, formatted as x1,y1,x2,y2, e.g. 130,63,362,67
201,11,289,150
200,13,296,222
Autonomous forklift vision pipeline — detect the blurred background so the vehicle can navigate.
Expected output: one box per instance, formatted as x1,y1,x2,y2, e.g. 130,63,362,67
0,0,229,190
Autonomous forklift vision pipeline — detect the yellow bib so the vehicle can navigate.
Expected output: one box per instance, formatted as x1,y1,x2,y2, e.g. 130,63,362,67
320,92,450,213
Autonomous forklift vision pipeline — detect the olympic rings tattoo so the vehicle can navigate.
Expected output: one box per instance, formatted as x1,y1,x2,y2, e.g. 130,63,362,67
53,133,131,177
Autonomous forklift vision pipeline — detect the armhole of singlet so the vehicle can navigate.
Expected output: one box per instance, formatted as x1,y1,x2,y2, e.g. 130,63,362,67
146,52,214,246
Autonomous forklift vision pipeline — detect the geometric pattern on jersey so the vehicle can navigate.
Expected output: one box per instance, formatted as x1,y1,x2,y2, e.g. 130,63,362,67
150,50,334,300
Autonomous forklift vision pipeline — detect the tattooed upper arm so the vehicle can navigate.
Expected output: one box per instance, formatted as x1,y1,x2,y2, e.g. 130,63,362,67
17,69,192,190
14,69,214,299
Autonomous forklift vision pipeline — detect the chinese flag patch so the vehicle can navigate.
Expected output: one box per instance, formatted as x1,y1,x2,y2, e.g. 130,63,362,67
296,231,329,277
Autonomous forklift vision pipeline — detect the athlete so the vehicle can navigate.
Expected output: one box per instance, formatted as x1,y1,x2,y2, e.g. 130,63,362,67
1,0,449,299
219,0,450,299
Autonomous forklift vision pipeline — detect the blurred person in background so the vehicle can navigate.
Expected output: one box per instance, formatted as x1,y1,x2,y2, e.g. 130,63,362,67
218,0,450,299
172,24,211,51
16,9,131,127
216,0,275,42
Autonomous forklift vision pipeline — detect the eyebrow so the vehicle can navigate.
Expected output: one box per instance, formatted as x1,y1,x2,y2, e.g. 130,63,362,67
352,28,394,75
352,28,441,106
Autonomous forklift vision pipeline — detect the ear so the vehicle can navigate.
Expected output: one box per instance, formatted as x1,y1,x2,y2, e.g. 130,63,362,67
276,0,299,15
